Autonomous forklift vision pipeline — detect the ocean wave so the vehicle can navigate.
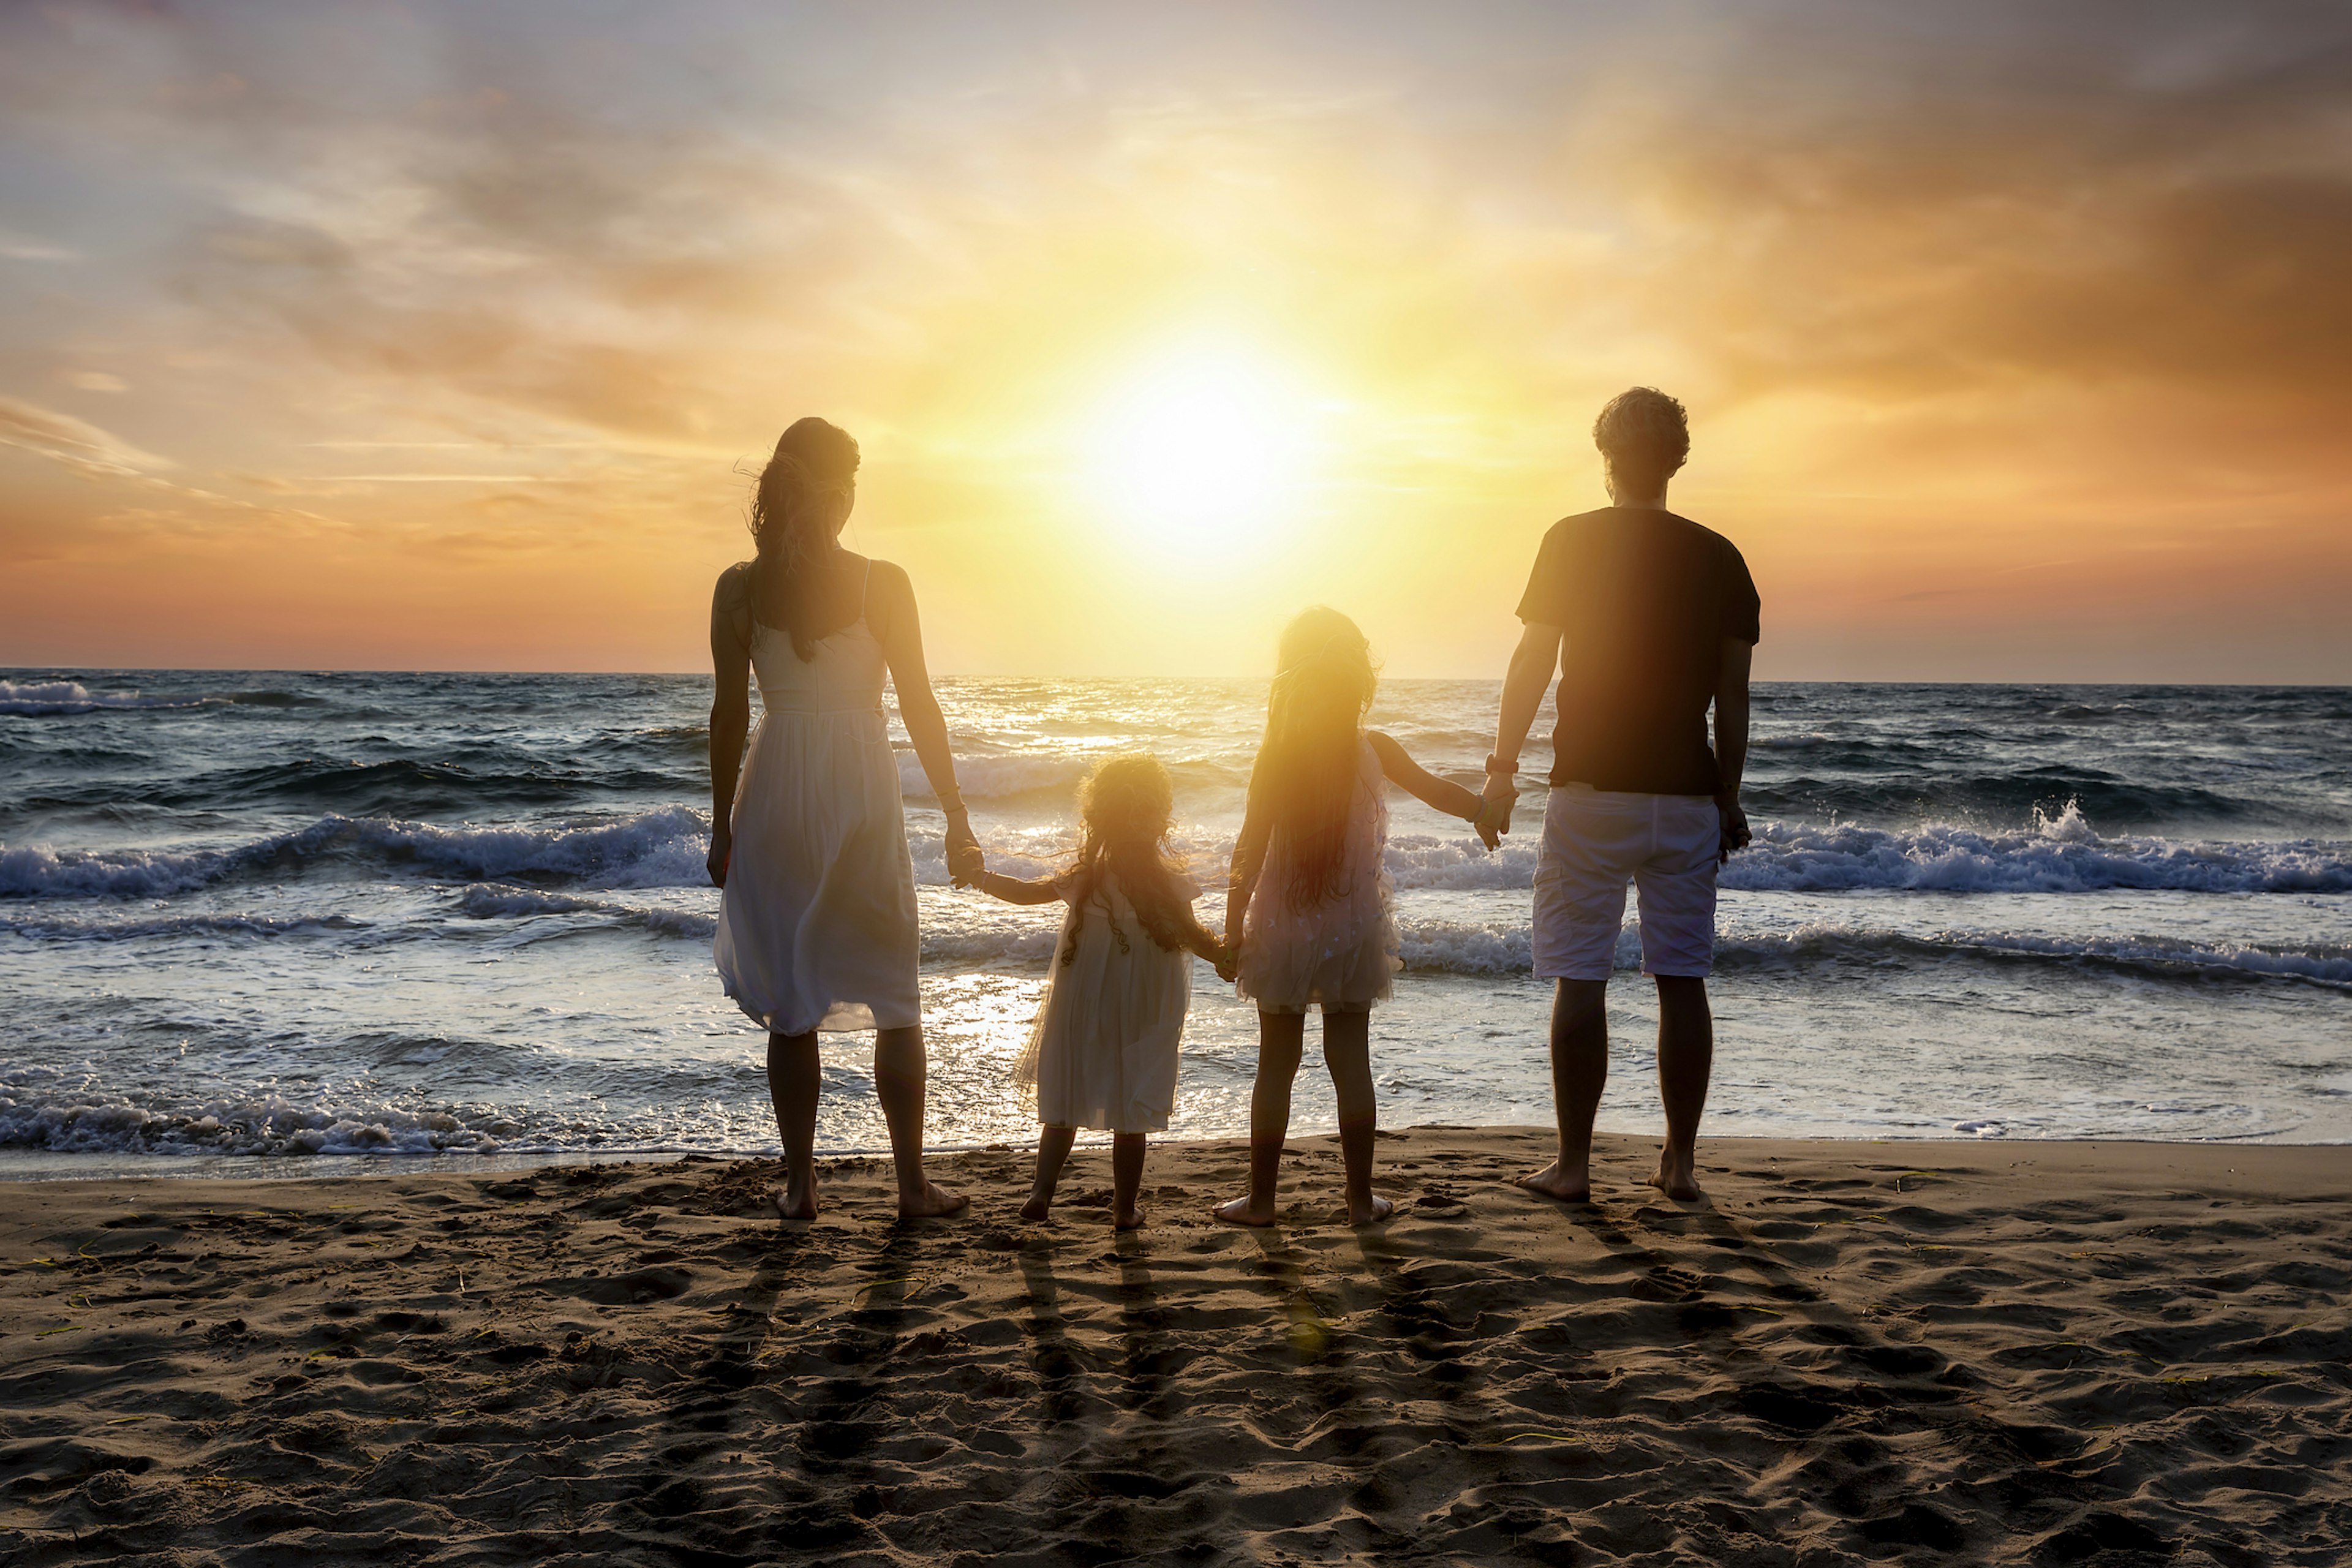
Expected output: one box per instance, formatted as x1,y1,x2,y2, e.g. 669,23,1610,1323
0,679,222,717
1385,917,2351,986
0,807,712,899
1722,806,2352,894
0,1087,513,1156
0,911,369,942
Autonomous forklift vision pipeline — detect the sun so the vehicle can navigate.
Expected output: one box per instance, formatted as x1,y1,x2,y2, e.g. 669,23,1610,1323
1082,342,1317,550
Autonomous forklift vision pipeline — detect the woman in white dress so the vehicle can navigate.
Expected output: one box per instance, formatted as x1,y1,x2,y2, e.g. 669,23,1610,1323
707,417,981,1221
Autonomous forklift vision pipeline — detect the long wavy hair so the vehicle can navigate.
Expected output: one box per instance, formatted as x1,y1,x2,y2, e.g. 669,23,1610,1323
1061,754,1210,963
1248,607,1379,913
747,417,861,660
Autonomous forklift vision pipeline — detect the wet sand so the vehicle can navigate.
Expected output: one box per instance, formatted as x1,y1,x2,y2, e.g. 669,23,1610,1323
3,1129,2348,1566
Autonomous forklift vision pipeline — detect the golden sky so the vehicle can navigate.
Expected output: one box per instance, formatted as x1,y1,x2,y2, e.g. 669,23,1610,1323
2,2,2347,680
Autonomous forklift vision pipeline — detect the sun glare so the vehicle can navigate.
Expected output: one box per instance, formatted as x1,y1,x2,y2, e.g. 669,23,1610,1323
1083,343,1317,551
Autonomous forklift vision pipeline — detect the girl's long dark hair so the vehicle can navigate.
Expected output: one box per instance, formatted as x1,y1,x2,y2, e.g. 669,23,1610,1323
1061,755,1213,963
1248,607,1379,912
748,417,861,661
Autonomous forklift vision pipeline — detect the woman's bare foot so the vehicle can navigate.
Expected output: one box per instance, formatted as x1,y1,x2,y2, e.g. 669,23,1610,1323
897,1180,970,1219
1214,1194,1277,1227
1515,1162,1592,1203
771,1183,817,1221
1114,1205,1148,1232
1346,1193,1394,1226
1019,1193,1052,1223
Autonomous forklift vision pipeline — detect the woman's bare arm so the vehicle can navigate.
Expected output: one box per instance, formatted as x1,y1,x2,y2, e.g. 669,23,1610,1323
706,565,753,888
1367,731,1496,848
868,559,981,885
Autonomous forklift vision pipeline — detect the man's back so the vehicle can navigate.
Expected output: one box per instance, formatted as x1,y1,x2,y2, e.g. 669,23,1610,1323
1515,505,1759,796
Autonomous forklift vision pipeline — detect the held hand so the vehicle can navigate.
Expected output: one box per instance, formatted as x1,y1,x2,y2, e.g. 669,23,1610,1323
945,821,985,888
706,826,730,889
1213,937,1239,984
1716,801,1752,865
1471,796,1510,851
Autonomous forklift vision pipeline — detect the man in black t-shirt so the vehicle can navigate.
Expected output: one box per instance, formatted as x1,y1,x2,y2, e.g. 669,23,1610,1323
1480,388,1759,1204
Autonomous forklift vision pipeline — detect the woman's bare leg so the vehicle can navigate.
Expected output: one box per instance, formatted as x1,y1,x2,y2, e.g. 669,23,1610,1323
1025,1125,1077,1221
1322,1009,1392,1224
875,1023,967,1218
1215,1011,1305,1226
767,1030,820,1219
1112,1133,1148,1230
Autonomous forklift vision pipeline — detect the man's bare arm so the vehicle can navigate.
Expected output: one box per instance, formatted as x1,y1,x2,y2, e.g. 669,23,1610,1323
1483,620,1564,834
1713,635,1754,862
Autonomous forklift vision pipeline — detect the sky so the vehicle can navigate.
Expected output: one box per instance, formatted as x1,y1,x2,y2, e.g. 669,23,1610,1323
2,1,2348,681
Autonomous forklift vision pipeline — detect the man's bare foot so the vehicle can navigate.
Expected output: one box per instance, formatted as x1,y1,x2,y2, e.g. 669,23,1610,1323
897,1180,970,1219
1515,1162,1593,1203
771,1184,817,1221
1114,1205,1147,1232
1646,1166,1703,1204
1213,1194,1276,1227
1646,1164,1703,1202
1346,1193,1394,1226
1019,1193,1052,1223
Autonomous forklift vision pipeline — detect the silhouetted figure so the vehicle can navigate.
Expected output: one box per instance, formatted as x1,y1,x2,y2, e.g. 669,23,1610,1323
1482,389,1759,1202
970,754,1232,1231
1216,607,1501,1227
708,417,982,1220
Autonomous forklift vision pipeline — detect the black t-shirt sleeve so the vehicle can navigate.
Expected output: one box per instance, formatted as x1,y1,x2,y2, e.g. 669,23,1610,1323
1515,522,1571,626
1722,542,1761,644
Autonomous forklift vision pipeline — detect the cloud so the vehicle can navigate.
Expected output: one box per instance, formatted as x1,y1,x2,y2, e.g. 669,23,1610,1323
0,396,174,475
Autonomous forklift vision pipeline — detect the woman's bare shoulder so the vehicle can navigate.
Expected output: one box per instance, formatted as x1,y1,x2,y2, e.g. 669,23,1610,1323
712,559,755,601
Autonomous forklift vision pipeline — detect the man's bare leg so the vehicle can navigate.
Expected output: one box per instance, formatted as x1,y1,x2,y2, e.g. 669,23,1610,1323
1518,978,1608,1202
767,1030,821,1219
875,1023,968,1218
1649,976,1713,1200
1215,1011,1305,1226
1322,1009,1393,1225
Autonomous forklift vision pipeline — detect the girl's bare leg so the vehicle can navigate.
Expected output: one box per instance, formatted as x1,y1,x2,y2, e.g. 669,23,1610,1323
1322,1009,1393,1224
1112,1133,1148,1230
874,1024,968,1218
1216,1011,1305,1226
1025,1125,1077,1221
767,1030,821,1219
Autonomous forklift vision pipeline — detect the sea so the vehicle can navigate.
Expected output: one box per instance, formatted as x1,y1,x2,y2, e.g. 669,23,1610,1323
2,671,2347,1176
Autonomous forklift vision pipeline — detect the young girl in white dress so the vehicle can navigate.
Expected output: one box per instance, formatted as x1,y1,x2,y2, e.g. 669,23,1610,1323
971,755,1230,1231
1215,607,1502,1227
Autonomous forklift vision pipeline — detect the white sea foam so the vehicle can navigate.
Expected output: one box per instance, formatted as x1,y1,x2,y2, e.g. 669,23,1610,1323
0,679,218,717
0,1088,511,1157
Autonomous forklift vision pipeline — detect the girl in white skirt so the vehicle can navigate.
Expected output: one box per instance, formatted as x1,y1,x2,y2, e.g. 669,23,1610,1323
1215,607,1502,1227
972,755,1231,1230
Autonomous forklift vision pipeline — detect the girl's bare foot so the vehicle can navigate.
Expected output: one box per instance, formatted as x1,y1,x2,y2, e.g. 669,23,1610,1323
1019,1193,1052,1223
1515,1162,1592,1203
771,1184,816,1221
897,1180,970,1219
1346,1193,1394,1226
1214,1194,1276,1227
1114,1205,1147,1231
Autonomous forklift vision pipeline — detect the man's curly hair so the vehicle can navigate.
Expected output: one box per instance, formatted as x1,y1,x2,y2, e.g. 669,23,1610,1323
1593,386,1689,500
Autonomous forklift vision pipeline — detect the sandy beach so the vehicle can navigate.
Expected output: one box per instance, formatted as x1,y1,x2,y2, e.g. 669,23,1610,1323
3,1129,2346,1566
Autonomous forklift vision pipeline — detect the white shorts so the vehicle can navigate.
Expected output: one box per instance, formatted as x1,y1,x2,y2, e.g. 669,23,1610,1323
1532,786,1721,980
